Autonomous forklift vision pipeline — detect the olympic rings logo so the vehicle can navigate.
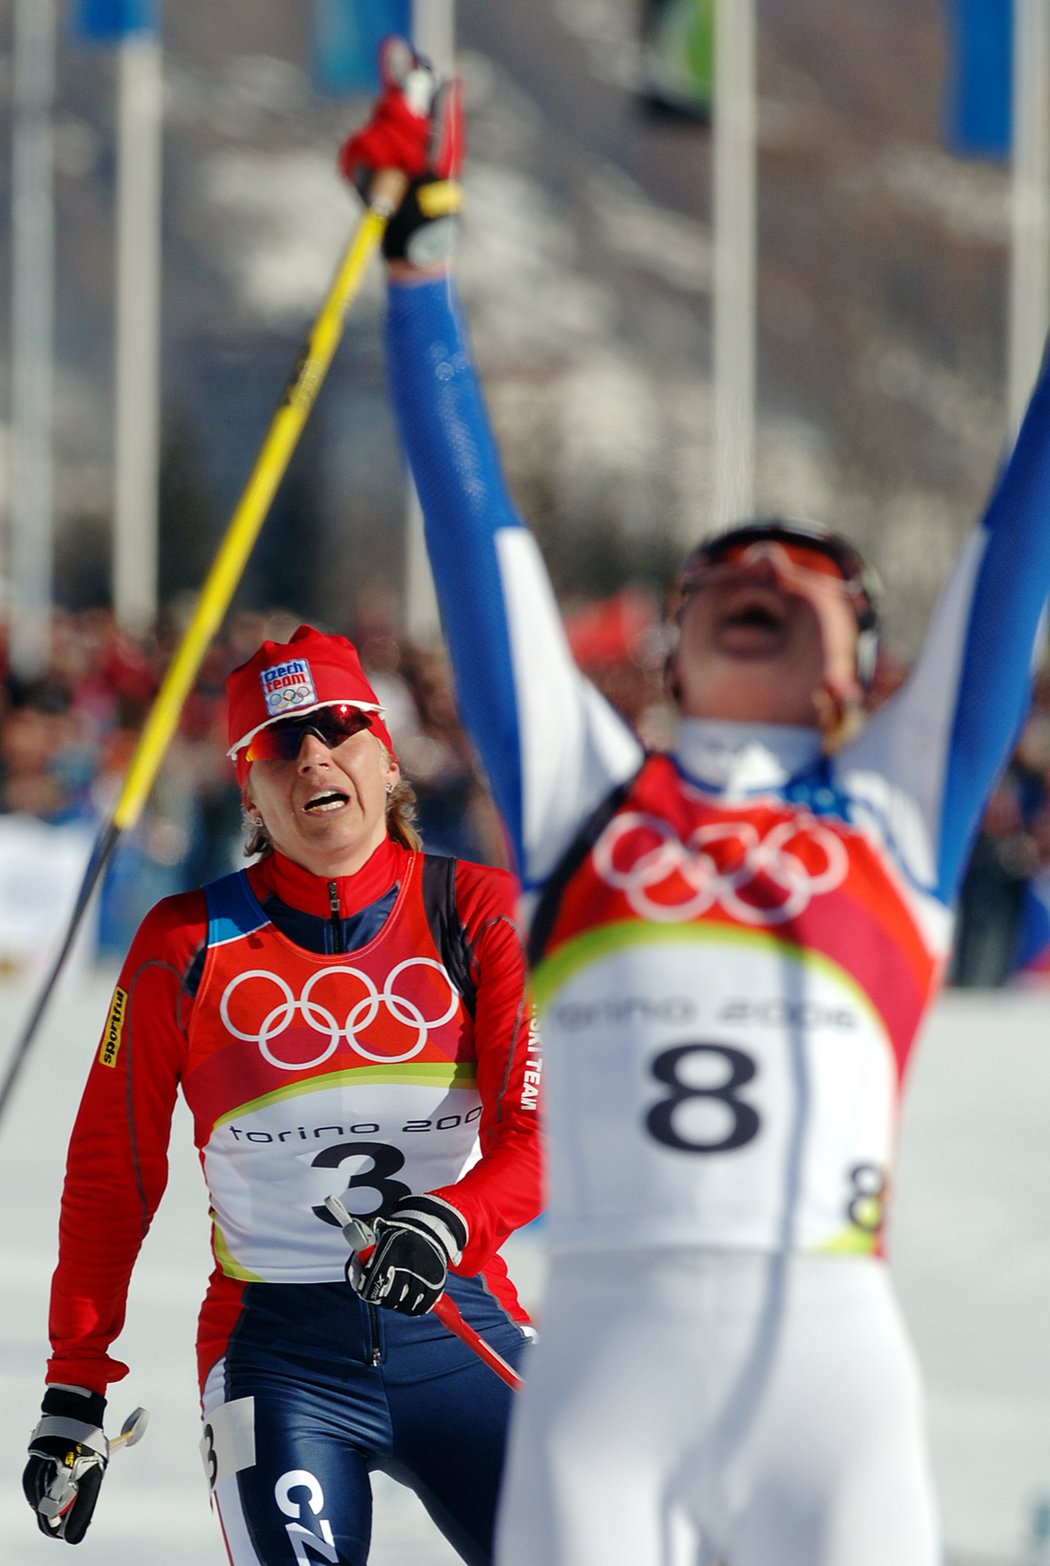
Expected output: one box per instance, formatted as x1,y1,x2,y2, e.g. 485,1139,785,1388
593,811,849,925
265,686,312,711
219,959,460,1071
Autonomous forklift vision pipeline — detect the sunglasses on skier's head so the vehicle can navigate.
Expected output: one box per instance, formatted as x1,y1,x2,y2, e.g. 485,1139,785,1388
677,520,880,632
242,704,376,764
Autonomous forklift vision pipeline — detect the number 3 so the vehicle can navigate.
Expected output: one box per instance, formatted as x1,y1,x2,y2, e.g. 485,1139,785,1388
310,1141,412,1225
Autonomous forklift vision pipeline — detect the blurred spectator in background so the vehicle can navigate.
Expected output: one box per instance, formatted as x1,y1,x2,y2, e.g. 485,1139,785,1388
0,682,91,823
945,665,1050,987
398,647,508,866
949,776,1035,987
996,674,1050,987
562,585,676,751
351,580,424,746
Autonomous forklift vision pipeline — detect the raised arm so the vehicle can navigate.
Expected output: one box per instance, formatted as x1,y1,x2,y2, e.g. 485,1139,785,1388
846,348,1050,902
386,276,643,889
339,42,642,897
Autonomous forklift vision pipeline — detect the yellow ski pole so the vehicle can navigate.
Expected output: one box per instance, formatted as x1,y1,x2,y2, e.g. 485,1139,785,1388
0,171,406,1126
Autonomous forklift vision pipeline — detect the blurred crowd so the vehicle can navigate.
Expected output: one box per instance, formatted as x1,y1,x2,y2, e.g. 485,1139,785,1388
2,598,1049,986
0,603,509,967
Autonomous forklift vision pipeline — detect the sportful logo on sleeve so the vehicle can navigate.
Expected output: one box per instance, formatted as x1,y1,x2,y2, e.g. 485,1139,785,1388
99,986,129,1068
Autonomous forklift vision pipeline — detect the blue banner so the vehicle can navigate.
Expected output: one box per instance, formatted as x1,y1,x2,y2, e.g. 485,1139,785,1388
312,0,412,96
944,0,1013,159
71,0,159,41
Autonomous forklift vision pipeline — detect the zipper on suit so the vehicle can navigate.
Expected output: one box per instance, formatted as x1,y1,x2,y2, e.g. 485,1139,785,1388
327,878,382,1365
327,880,342,953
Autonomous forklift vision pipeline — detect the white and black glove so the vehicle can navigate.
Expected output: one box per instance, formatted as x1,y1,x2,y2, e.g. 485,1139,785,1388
346,1194,468,1316
23,1387,108,1545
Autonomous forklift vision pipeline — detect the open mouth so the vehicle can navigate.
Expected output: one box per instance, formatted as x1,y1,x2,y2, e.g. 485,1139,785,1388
714,590,791,654
303,790,349,815
725,602,784,631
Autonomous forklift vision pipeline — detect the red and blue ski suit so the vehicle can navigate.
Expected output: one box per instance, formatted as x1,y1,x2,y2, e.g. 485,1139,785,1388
45,837,543,1565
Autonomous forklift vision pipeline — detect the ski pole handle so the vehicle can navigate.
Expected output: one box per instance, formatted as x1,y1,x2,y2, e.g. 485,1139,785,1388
110,1407,149,1452
324,1194,523,1391
325,1192,376,1256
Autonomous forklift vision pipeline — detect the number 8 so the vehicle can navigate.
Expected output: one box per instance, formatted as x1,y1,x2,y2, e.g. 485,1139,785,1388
645,1042,761,1154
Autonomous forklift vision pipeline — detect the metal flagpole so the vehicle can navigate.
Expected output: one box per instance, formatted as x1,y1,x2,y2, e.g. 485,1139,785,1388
113,21,164,632
712,0,757,528
9,0,56,681
1007,0,1050,439
402,0,455,648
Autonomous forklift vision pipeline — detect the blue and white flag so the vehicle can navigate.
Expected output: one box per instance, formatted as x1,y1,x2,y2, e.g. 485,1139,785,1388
71,0,159,42
944,0,1013,159
312,0,412,95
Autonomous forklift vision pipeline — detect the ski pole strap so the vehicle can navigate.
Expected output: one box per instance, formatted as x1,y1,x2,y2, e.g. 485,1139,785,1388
30,1418,108,1460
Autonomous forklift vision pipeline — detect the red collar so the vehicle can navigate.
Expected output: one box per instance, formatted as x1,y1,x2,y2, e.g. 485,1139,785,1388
247,838,410,918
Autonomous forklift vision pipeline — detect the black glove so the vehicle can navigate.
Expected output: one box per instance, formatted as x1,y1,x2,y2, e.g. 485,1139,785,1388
337,36,464,266
23,1386,108,1545
346,1193,468,1316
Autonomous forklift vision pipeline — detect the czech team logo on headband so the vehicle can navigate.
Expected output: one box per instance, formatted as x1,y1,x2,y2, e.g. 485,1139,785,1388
259,656,317,719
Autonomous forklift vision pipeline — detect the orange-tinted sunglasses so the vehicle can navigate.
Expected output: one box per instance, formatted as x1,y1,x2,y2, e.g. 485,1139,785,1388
243,704,374,764
679,528,878,629
692,538,854,582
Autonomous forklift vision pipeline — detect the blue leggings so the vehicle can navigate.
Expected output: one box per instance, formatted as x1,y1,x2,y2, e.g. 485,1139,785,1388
200,1278,529,1566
